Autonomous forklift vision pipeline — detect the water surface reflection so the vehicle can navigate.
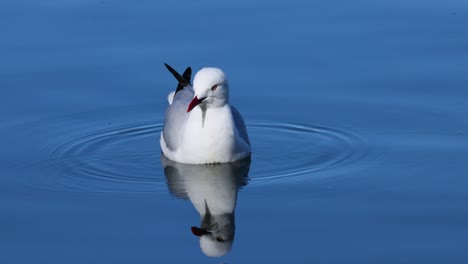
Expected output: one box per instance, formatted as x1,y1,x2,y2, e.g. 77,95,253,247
162,157,250,257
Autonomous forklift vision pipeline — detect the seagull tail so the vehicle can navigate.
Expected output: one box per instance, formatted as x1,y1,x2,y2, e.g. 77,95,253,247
167,91,175,105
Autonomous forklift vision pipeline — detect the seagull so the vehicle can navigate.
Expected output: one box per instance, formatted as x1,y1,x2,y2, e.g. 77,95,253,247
162,156,251,257
160,63,251,164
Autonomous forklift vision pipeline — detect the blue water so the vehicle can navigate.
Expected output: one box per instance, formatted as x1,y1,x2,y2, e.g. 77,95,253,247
1,0,468,263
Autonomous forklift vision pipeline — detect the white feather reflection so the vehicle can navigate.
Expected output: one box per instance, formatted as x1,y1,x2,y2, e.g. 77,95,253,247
162,156,250,257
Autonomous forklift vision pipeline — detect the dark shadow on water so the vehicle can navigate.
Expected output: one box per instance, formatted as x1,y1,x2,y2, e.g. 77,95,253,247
162,156,251,257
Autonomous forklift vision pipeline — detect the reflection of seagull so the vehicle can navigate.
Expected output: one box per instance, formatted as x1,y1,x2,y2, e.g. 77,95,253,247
162,156,250,257
160,64,251,164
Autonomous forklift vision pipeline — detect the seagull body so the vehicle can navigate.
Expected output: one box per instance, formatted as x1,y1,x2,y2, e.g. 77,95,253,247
160,64,251,164
162,156,251,257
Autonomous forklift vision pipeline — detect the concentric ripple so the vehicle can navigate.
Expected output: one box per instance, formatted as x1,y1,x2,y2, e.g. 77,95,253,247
29,121,366,194
247,122,366,184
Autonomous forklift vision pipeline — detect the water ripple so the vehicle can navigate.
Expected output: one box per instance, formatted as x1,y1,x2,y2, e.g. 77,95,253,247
247,121,367,184
24,121,366,194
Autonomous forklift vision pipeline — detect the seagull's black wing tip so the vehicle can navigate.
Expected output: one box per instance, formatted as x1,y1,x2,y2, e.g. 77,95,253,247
182,67,192,85
164,63,192,94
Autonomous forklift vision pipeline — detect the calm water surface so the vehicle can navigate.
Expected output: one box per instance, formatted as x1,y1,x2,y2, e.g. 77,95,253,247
1,0,468,263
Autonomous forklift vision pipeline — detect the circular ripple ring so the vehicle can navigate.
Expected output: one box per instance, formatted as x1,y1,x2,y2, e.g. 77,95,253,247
24,121,366,194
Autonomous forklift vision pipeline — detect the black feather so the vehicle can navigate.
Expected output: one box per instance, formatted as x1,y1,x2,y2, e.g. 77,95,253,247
164,63,192,95
182,67,192,85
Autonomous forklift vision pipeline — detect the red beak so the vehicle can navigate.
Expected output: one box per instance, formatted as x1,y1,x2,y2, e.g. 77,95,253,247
187,96,206,113
191,226,211,237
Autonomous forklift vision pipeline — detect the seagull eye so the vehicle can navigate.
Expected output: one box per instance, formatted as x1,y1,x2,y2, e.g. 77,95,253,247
216,237,224,242
211,85,218,91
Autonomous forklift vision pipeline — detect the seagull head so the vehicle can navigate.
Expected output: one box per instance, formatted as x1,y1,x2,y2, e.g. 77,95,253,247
187,67,229,113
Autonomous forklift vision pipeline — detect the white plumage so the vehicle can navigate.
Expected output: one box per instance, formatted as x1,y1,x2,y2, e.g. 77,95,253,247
160,64,251,164
162,156,250,257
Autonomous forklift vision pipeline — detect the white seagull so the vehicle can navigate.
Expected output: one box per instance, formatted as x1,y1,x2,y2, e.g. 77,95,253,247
160,64,251,164
162,156,251,257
